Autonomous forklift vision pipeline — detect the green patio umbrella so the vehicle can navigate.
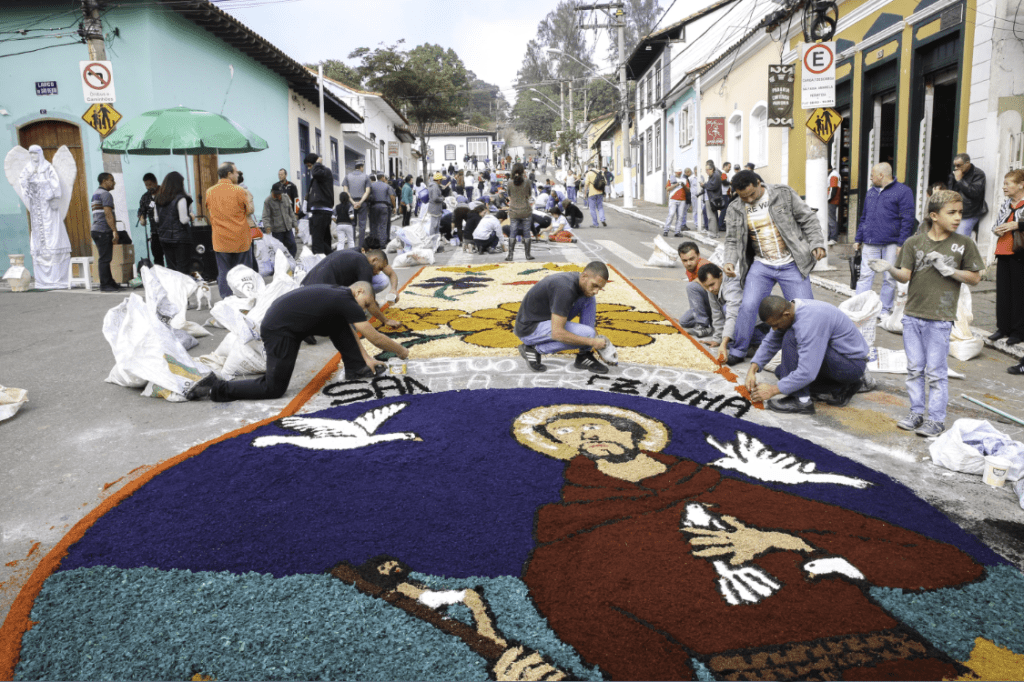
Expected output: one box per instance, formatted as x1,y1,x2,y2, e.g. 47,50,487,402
101,105,268,155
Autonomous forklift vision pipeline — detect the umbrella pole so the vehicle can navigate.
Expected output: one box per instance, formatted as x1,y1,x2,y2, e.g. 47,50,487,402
184,153,192,198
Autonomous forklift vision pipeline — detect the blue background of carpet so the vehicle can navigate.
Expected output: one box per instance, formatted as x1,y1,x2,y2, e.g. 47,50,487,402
59,388,1006,578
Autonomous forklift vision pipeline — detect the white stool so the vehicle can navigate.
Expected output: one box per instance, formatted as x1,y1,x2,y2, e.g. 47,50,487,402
68,257,94,291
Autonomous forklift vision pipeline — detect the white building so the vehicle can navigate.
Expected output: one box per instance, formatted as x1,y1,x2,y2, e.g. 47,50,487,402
311,72,418,181
421,123,497,175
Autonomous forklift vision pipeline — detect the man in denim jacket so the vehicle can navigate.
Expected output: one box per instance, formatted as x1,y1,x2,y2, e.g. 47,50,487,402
722,171,826,366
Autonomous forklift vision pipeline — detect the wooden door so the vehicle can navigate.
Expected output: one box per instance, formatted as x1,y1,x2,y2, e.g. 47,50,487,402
192,154,219,220
18,120,90,257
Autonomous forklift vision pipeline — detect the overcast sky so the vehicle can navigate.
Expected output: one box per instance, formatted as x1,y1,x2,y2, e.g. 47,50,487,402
224,0,718,104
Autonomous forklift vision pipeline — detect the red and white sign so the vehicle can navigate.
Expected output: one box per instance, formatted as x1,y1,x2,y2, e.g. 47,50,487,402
801,43,835,109
706,117,725,146
80,61,116,104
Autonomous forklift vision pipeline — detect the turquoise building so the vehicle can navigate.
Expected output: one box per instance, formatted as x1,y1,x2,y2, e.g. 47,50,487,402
1,0,358,271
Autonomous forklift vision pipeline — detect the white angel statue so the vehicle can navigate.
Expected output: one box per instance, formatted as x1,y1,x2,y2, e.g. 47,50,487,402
4,144,77,289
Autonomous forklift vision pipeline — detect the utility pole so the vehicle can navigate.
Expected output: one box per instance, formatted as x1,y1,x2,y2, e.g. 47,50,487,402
81,0,130,236
569,80,575,169
559,81,565,170
575,2,632,208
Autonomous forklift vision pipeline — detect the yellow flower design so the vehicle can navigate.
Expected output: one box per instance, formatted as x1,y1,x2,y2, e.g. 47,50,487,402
540,263,584,272
449,302,521,348
371,307,467,334
446,302,673,349
437,265,502,274
595,304,676,348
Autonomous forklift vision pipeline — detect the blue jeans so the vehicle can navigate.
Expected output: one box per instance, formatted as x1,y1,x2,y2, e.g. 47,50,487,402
215,249,256,299
730,261,813,360
776,328,867,399
679,279,711,328
509,218,531,240
903,315,953,423
587,194,605,225
855,243,899,313
567,186,577,203
517,295,596,354
273,230,298,258
956,216,980,238
664,199,687,233
828,204,839,241
91,230,116,288
353,205,369,249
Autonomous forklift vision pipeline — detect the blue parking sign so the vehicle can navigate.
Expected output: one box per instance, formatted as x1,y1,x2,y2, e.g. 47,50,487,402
35,81,58,96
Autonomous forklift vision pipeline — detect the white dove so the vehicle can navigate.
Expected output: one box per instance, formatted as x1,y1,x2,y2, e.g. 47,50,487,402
252,402,422,450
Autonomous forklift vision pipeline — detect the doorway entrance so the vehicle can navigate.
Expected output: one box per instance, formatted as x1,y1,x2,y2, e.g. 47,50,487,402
924,69,958,191
17,120,90,257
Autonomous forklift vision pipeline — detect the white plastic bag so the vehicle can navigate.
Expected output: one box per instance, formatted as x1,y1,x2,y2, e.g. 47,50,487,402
226,264,265,306
839,290,882,349
103,294,209,400
929,418,1024,480
879,281,908,334
247,277,299,325
393,248,435,267
386,237,403,253
0,386,29,422
254,238,275,276
146,265,210,338
949,283,983,361
646,250,676,267
222,339,266,378
210,300,260,344
297,217,311,246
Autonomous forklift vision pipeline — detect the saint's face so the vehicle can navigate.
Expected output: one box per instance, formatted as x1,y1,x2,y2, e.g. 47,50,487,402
546,418,640,463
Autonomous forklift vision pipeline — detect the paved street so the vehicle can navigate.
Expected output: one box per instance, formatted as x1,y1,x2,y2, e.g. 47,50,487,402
3,202,1024,632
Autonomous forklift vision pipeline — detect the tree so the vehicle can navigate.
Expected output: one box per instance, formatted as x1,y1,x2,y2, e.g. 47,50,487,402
307,59,363,89
351,41,470,178
464,71,508,128
608,0,664,65
538,0,596,81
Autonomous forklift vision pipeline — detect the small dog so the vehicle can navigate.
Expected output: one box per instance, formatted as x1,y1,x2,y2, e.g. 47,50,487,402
192,272,212,310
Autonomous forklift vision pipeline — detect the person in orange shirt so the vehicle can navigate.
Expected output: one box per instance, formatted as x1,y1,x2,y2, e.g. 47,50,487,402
205,161,254,298
663,169,690,236
992,169,1024,355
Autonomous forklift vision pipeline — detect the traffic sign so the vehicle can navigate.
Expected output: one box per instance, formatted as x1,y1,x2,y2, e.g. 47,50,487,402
801,42,835,109
80,60,116,103
806,107,842,144
82,103,121,136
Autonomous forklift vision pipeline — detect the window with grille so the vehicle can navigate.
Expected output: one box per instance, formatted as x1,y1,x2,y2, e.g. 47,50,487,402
655,120,662,171
655,61,662,100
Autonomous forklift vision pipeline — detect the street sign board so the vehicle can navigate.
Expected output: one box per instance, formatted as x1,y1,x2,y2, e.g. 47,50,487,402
601,140,612,158
801,42,835,109
82,103,121,136
388,141,399,158
767,65,795,127
35,81,58,96
80,60,115,103
806,107,842,144
706,117,725,146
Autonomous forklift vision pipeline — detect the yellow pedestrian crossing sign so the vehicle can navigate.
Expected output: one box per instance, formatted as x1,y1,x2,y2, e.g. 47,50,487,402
82,103,121,136
806,107,842,144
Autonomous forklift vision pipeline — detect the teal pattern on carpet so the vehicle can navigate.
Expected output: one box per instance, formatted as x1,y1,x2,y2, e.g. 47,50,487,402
870,564,1024,662
16,566,600,681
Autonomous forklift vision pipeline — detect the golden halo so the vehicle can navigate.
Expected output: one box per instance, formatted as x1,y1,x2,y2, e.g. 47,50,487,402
512,404,670,460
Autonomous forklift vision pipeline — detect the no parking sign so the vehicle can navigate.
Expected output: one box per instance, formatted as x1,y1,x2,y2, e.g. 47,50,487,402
801,42,835,109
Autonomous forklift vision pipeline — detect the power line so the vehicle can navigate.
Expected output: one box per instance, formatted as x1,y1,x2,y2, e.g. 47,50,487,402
0,41,83,60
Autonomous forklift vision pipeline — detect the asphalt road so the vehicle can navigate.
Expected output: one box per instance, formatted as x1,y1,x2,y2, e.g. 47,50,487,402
2,204,1023,630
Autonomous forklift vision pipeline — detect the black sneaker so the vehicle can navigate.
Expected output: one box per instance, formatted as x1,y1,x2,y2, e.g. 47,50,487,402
304,335,318,345
184,373,219,401
575,350,609,374
518,344,547,372
766,395,815,414
344,364,387,381
601,220,607,227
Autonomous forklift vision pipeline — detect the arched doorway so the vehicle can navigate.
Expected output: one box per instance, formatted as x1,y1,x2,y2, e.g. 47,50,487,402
18,120,90,258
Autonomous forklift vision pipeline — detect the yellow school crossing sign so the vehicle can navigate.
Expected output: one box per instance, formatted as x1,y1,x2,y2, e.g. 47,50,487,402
82,103,121,136
806,107,842,144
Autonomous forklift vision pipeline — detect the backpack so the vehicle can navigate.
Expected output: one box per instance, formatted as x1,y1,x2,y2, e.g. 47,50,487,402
592,173,606,191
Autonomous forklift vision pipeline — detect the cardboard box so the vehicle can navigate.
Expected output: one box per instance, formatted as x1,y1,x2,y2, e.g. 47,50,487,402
91,241,135,284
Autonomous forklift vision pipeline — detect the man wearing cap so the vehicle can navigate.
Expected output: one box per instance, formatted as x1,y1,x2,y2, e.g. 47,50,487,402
368,173,397,244
343,160,372,247
304,153,335,255
262,182,299,257
664,170,689,236
427,171,444,235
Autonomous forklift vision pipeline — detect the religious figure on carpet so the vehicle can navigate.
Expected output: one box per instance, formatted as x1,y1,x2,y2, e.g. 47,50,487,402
512,404,984,681
4,144,76,289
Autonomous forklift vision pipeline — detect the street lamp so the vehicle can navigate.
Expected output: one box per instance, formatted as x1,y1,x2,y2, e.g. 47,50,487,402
545,46,633,207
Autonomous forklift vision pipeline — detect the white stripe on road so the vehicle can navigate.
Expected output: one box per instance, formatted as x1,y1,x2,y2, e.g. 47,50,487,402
593,239,657,269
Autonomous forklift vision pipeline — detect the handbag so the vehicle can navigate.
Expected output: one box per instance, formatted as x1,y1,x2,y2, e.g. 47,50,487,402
849,251,862,289
250,226,264,240
709,195,725,211
1013,225,1024,254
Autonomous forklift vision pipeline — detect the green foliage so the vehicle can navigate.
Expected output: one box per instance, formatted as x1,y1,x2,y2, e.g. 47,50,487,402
606,0,664,65
307,59,363,89
464,70,507,127
350,41,471,177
